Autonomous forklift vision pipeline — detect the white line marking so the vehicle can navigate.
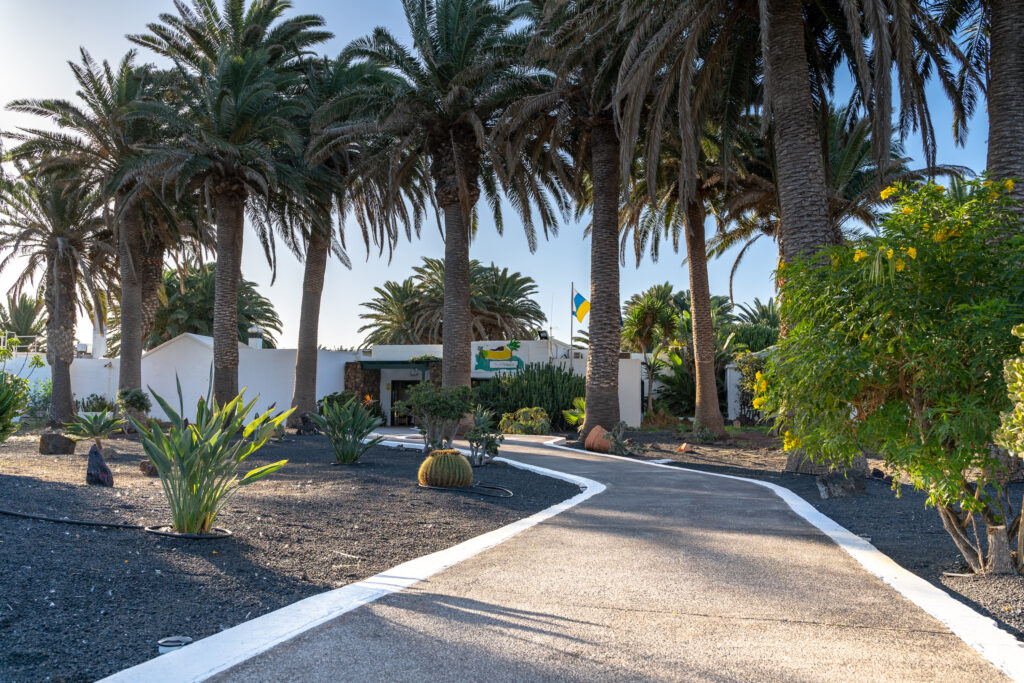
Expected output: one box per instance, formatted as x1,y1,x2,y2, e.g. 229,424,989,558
536,437,1024,682
98,443,603,683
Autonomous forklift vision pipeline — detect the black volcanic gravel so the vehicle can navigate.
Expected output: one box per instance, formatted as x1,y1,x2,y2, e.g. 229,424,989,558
0,435,578,682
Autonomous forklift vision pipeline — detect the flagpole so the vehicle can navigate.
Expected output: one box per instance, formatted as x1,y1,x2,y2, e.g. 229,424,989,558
569,281,574,351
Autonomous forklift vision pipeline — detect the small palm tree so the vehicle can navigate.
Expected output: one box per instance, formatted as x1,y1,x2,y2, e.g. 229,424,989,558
0,165,112,425
622,291,679,414
0,294,45,350
734,298,779,328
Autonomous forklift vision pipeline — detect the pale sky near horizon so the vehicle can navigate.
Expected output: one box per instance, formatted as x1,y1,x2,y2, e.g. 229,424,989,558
0,1,990,350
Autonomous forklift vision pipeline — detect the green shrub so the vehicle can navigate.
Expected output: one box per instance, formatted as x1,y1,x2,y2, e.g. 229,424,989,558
499,407,551,435
475,363,584,431
729,322,779,353
309,397,384,464
757,178,1024,573
64,410,124,451
734,351,768,425
117,387,152,415
131,385,292,535
603,421,633,455
0,373,28,443
466,405,503,466
26,379,51,419
75,393,116,413
318,390,382,419
562,397,585,434
397,382,474,451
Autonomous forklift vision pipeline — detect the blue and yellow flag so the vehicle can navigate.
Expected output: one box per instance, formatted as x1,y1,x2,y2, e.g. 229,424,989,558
572,287,590,323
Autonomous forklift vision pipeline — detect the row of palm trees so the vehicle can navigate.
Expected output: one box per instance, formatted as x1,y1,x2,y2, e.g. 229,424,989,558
0,0,1020,436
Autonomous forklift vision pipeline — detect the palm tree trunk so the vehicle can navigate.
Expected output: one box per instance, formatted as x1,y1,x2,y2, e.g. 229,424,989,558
645,352,655,414
289,231,329,425
139,242,166,344
582,121,622,437
987,0,1024,213
117,200,144,393
213,188,246,404
441,203,472,387
45,258,76,426
684,199,726,437
762,0,835,260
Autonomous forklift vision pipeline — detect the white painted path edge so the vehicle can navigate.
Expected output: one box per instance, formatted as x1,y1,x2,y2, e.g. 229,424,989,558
537,436,1024,683
99,441,604,683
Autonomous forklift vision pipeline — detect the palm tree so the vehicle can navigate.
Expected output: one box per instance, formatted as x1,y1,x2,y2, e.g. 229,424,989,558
312,0,560,389
108,261,282,351
734,298,780,328
0,165,112,424
129,0,330,403
611,0,964,263
494,0,634,436
0,293,45,350
707,106,964,298
621,290,679,414
936,0,1024,212
358,257,546,345
6,50,197,399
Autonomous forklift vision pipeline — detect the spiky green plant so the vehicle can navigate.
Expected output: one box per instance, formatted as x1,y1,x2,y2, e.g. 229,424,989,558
0,374,28,443
418,449,473,488
499,407,551,435
475,363,585,431
562,397,586,434
64,410,125,451
308,397,383,464
131,383,292,534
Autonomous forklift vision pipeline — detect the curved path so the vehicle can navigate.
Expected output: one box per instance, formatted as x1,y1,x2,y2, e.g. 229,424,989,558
197,437,1009,682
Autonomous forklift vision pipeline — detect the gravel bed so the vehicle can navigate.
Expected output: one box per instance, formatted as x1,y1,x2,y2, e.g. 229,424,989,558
0,434,578,682
574,428,1024,640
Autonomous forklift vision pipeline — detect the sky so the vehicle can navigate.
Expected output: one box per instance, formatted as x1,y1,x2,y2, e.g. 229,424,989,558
0,1,991,350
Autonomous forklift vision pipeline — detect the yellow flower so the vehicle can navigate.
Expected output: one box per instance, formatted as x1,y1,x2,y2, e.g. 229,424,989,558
901,206,912,215
853,249,868,262
922,222,930,231
895,259,906,272
880,186,897,200
755,371,763,381
752,396,765,410
905,246,916,259
886,248,894,259
1006,179,1015,193
782,431,800,452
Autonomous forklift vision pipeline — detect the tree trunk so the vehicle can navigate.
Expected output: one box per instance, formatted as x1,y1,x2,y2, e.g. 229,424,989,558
139,241,166,344
45,258,76,427
582,122,622,438
684,199,726,437
441,203,472,388
213,188,246,404
117,200,144,393
289,231,329,425
762,0,835,260
645,354,655,414
986,524,1016,574
987,0,1024,214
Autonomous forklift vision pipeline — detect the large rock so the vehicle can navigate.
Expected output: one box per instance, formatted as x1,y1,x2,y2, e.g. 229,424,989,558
584,425,611,454
39,431,75,455
139,459,159,477
86,444,114,487
815,471,865,499
785,450,869,476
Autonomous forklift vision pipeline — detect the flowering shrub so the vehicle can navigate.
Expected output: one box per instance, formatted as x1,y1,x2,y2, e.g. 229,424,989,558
757,178,1024,573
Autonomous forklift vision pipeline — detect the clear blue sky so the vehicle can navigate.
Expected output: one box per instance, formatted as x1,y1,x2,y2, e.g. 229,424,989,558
0,0,990,349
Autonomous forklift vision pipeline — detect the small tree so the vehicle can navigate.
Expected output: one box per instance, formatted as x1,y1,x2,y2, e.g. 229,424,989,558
397,383,474,452
758,178,1024,574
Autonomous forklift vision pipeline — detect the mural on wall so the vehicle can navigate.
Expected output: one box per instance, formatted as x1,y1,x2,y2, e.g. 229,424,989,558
474,338,524,372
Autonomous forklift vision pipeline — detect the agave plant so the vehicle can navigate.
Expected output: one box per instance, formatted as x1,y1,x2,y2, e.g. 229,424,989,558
131,383,291,535
64,410,125,452
309,397,383,464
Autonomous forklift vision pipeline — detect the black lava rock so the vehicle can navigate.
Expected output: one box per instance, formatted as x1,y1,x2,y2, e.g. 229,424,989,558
86,444,114,487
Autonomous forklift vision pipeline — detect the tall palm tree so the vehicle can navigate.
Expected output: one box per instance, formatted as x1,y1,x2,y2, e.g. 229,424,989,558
6,50,196,399
314,0,561,389
358,278,423,346
495,0,633,436
129,0,330,403
0,165,112,424
936,0,1024,212
611,0,964,263
621,290,678,414
707,106,964,298
735,297,780,328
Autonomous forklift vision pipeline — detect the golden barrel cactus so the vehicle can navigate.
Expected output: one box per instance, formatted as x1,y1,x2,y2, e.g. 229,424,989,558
418,449,473,488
